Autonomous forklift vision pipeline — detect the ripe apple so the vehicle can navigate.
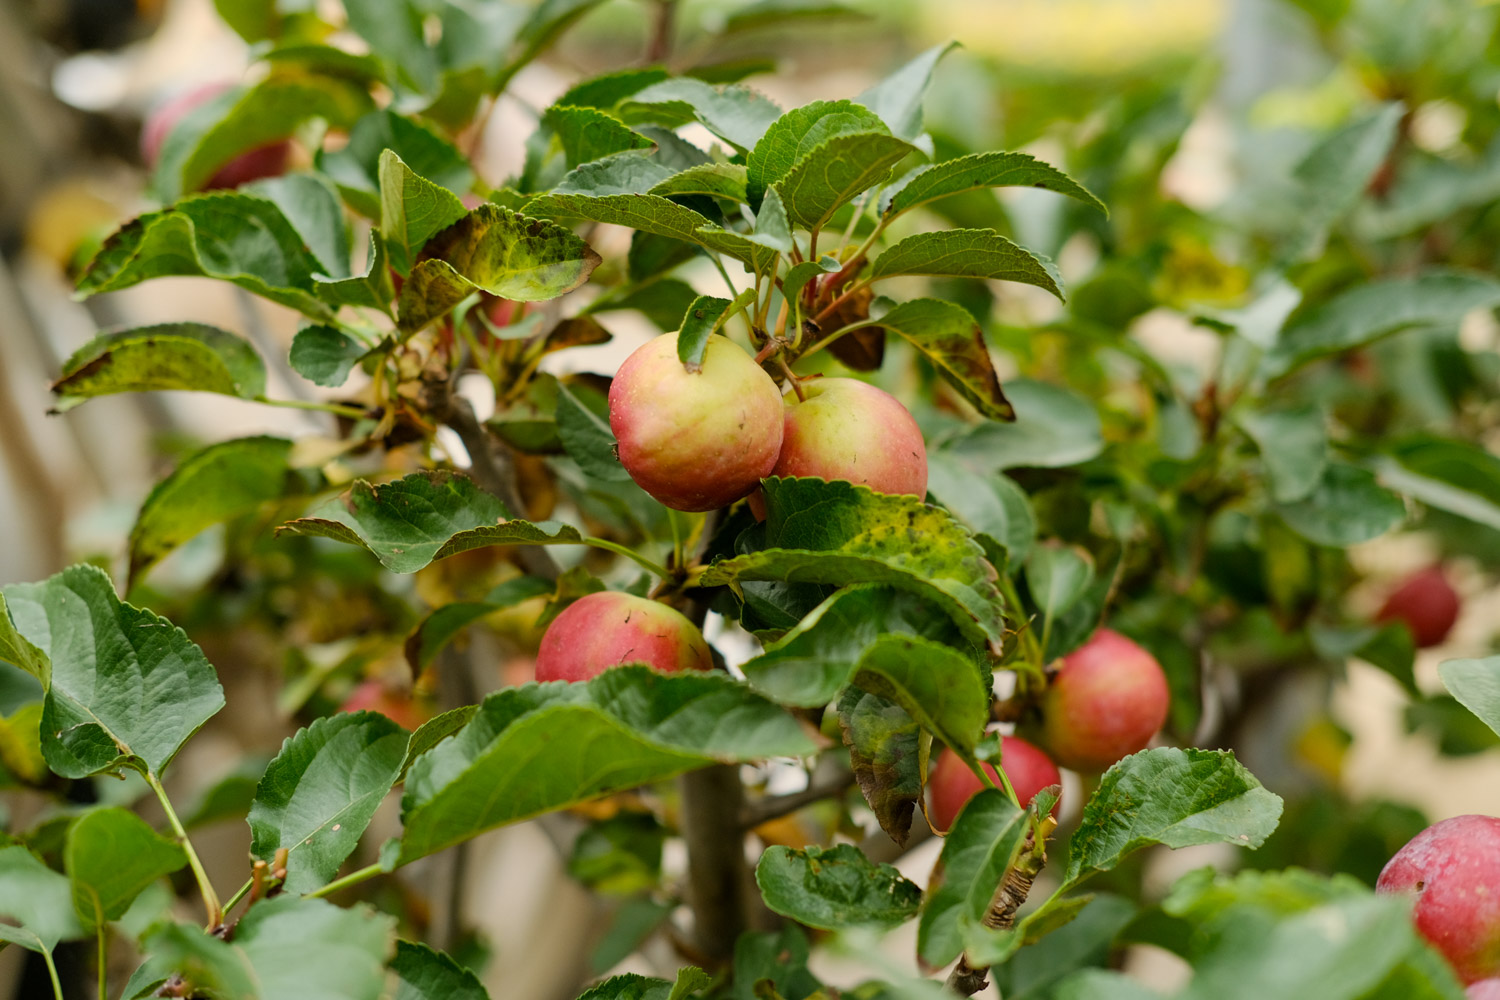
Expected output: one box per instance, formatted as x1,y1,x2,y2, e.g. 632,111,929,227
1377,814,1500,984
339,680,429,732
1376,566,1460,648
771,377,926,494
1470,981,1500,1000
928,735,1060,831
534,591,713,683
608,332,784,511
1039,628,1170,772
141,82,291,190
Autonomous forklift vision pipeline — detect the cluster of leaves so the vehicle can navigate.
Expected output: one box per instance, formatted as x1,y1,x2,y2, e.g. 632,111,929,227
4,0,1500,997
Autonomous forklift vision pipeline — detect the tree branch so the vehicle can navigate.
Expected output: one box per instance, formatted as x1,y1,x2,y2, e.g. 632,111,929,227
679,764,750,962
944,816,1057,997
740,768,855,829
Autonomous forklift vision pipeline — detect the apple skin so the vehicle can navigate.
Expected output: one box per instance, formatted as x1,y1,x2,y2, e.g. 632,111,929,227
141,82,290,190
1470,981,1500,1000
1378,815,1500,984
772,378,927,496
1377,567,1460,648
1039,628,1170,772
608,332,784,511
928,735,1060,831
339,680,429,732
534,591,714,683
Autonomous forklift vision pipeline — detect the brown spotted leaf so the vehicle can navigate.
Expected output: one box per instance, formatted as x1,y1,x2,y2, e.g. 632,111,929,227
838,686,920,845
875,298,1012,421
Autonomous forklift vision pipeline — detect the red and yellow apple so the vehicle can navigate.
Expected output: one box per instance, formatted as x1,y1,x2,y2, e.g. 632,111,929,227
534,591,713,683
608,332,784,511
1377,566,1460,648
928,735,1061,831
771,377,926,493
1039,628,1170,772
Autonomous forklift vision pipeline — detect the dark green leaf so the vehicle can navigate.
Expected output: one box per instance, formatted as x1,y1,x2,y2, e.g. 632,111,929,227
747,100,889,207
128,436,296,584
290,326,369,389
873,298,1012,420
556,382,632,482
916,788,1028,968
1378,435,1500,531
543,105,654,168
1439,656,1500,740
555,68,671,110
838,686,920,845
777,132,916,230
315,232,397,312
1275,463,1405,547
619,79,782,152
247,172,353,278
884,150,1106,218
701,478,1007,647
649,162,750,201
0,844,84,952
1236,405,1328,504
529,191,772,270
556,151,677,196
398,706,478,782
51,323,266,412
991,895,1136,1000
869,229,1064,300
756,843,921,929
732,926,823,1000
1064,748,1283,889
597,278,700,331
677,292,755,370
853,42,958,141
1,564,225,779
65,807,185,932
578,968,708,1000
380,150,469,277
398,668,817,862
318,110,474,218
783,256,840,306
392,940,491,1000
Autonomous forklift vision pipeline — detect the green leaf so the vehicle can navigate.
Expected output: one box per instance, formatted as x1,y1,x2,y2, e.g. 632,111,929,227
380,150,469,277
398,707,478,782
916,788,1028,968
181,757,269,830
398,668,817,862
732,926,822,1000
884,150,1106,218
719,0,868,34
756,843,921,930
1438,656,1500,740
751,186,794,251
509,0,611,82
648,162,750,201
939,379,1103,470
557,151,678,196
1053,970,1163,1000
1,564,225,780
343,0,437,93
870,229,1064,300
213,0,275,42
747,100,890,207
0,595,48,686
701,478,1008,647
315,231,397,312
619,78,782,152
1063,748,1283,889
0,844,84,952
925,457,1035,568
247,172,354,279
596,278,700,331
528,191,772,270
568,811,666,895
1310,621,1417,696
50,323,266,413
392,940,490,1000
405,576,554,673
1283,102,1403,260
1025,544,1093,621
1275,463,1405,547
1262,271,1500,379
318,110,474,218
676,292,755,370
555,68,671,110
872,298,1012,420
776,131,916,231
77,193,335,319
1377,435,1500,531
838,686,920,845
128,436,296,584
853,42,958,141
398,205,602,332
991,895,1136,1000
556,382,632,482
783,256,840,307
578,969,709,1000
1236,405,1328,504
543,105,654,168
0,702,46,785
249,712,407,894
127,921,254,999
290,326,370,389
277,471,593,573
65,807,186,932
236,895,394,999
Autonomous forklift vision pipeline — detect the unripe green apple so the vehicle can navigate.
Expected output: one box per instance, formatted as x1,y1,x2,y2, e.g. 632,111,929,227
771,377,927,497
1039,628,1170,772
534,591,713,683
608,332,784,511
1378,815,1500,985
1377,566,1460,648
928,735,1060,831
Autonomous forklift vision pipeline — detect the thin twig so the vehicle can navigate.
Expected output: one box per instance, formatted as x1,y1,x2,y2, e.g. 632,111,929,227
740,769,856,829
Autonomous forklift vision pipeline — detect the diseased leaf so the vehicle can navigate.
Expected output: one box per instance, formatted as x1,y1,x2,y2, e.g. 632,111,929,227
249,712,408,894
1275,463,1405,547
884,150,1106,218
838,686,920,845
65,807,186,932
51,323,266,413
747,100,889,207
917,788,1028,968
873,298,1012,420
870,229,1064,300
778,131,916,230
756,843,921,929
380,150,468,277
853,42,958,141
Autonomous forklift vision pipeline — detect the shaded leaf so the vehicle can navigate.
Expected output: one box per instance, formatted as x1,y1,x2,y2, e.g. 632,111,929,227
1439,656,1500,741
405,576,554,673
315,231,396,312
556,382,632,482
248,172,354,279
1377,435,1500,531
380,149,468,277
838,686,920,845
557,151,677,196
778,131,916,230
392,940,490,1000
0,844,84,952
1237,405,1328,504
925,457,1035,568
756,843,921,930
1283,103,1404,260
884,150,1106,218
939,379,1103,470
870,229,1064,300
916,788,1028,968
290,326,370,389
873,298,1012,420
52,323,266,413
529,191,772,270
65,807,186,932
1275,463,1405,547
1025,545,1093,622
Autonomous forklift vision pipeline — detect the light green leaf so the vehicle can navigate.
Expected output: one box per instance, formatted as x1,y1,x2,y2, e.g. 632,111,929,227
318,110,474,218
276,471,589,574
398,707,478,782
1,564,225,780
872,298,1012,420
128,436,297,584
398,668,817,862
869,229,1063,300
853,42,958,141
1053,970,1163,1000
1275,463,1405,547
558,151,677,196
543,105,654,168
249,712,407,894
756,843,921,929
1282,102,1404,260
916,788,1028,968
939,379,1103,470
700,478,1008,647
65,807,186,932
777,131,916,231
1025,545,1093,621
619,78,782,152
676,291,755,369
0,844,85,952
1064,748,1283,889
76,193,335,320
1377,435,1500,531
247,172,353,279
0,597,50,687
884,150,1105,218
556,382,632,482
51,323,266,413
747,99,889,207
783,256,840,306
1236,405,1328,504
1439,656,1500,741
392,940,490,1000
648,162,749,201
237,895,395,999
380,150,468,277
752,186,794,251
925,457,1035,568
315,231,396,312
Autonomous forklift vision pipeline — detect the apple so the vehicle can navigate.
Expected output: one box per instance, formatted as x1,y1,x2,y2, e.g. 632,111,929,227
1376,566,1460,648
1039,628,1170,772
1378,815,1500,984
534,591,714,683
141,82,291,190
608,332,784,511
928,735,1060,831
1470,981,1500,1000
770,377,926,495
339,679,429,732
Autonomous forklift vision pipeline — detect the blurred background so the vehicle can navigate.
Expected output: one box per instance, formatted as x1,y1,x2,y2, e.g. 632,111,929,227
1,0,1499,996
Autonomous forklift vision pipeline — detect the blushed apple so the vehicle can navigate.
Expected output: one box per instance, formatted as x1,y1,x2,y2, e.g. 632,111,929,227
770,377,926,496
1377,566,1461,648
534,591,713,683
928,735,1061,831
1039,628,1170,772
